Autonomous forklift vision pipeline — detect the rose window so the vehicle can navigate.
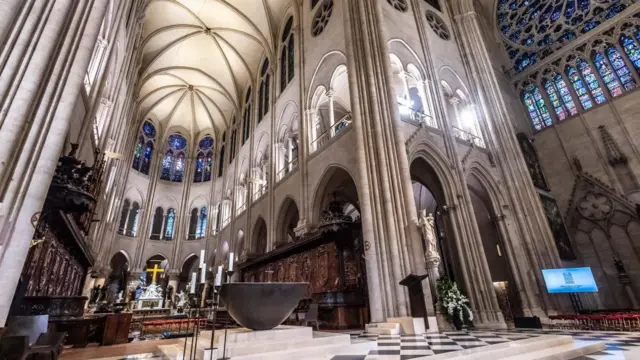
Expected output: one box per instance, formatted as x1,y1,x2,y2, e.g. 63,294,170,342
578,193,613,219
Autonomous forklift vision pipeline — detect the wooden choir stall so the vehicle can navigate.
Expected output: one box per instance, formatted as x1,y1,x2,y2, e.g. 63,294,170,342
239,203,369,330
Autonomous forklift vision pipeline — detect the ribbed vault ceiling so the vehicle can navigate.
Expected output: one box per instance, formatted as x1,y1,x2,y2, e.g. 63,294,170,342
139,0,291,139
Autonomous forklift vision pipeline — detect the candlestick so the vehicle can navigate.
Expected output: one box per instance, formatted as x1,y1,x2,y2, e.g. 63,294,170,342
200,263,206,283
228,252,234,272
190,272,196,294
215,266,222,286
200,250,205,267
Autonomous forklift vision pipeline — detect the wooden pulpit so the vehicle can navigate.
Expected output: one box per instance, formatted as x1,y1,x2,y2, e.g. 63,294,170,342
399,274,429,321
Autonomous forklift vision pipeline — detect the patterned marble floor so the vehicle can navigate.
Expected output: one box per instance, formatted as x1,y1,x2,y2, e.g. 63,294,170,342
72,329,640,360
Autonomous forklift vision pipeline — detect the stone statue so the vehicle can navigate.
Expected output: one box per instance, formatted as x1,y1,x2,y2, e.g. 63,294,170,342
90,285,101,304
165,285,174,301
116,291,124,303
614,257,627,276
140,283,163,300
418,209,439,259
176,291,188,311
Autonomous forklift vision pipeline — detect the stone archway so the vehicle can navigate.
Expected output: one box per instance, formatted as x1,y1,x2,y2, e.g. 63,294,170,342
252,218,268,255
467,173,523,322
275,198,300,248
179,254,199,293
410,158,460,290
106,251,129,303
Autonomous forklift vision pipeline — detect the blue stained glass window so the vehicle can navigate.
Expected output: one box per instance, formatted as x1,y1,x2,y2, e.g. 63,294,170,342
194,136,214,183
161,150,174,181
164,208,175,240
196,207,207,239
169,134,187,150
565,65,593,110
577,58,606,104
143,122,156,138
593,52,623,96
544,80,567,121
141,141,153,175
554,73,578,116
621,34,640,71
204,151,213,182
132,121,156,175
498,0,635,72
522,84,552,131
606,46,636,91
132,135,144,170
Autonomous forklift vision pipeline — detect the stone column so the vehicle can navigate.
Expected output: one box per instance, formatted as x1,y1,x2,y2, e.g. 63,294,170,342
0,0,108,325
343,0,433,321
327,90,336,136
452,5,570,316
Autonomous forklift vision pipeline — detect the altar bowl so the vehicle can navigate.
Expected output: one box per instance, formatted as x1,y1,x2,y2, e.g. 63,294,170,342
220,282,308,331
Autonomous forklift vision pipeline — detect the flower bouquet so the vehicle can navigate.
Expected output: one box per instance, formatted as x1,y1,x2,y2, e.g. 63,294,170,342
436,278,473,330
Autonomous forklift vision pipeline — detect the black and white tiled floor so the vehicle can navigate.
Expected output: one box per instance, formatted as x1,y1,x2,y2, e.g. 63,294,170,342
332,331,541,360
332,329,640,360
89,329,640,359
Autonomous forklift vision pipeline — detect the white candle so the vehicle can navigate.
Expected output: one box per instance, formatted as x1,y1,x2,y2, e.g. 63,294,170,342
215,266,223,286
200,250,205,267
200,263,206,283
228,252,234,272
190,272,197,294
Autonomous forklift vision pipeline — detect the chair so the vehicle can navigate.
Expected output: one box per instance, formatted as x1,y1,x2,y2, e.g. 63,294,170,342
0,336,29,360
28,332,66,360
303,303,319,331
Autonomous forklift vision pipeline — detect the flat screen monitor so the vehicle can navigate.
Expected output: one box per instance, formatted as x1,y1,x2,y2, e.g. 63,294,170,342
541,267,598,294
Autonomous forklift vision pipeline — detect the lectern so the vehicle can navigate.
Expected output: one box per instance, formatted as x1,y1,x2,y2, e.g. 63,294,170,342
399,274,429,323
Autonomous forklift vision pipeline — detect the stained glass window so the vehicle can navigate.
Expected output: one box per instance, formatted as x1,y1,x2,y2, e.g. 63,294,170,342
593,51,623,96
621,34,640,71
577,58,606,104
243,88,252,144
565,65,593,110
543,79,567,121
194,136,214,183
280,17,295,92
522,84,552,131
164,208,175,240
497,0,634,72
258,59,270,121
160,133,187,182
553,73,578,116
196,207,208,239
606,46,636,91
132,121,156,175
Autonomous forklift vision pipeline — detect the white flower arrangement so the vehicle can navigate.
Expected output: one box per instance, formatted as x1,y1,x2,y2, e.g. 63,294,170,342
436,278,473,324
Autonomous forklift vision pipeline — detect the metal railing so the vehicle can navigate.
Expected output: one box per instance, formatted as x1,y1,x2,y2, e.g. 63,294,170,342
451,126,485,148
398,104,438,129
310,114,352,153
276,159,298,182
236,202,247,215
253,185,266,201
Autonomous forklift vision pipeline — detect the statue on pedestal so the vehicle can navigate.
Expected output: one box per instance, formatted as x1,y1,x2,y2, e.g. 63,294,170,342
418,210,440,260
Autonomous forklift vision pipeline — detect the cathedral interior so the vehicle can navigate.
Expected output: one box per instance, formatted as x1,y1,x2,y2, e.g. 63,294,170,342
2,0,640,359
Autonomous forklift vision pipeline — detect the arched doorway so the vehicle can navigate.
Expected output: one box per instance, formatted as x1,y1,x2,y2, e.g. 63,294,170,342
410,158,459,286
275,198,300,247
467,173,522,321
252,218,267,255
106,251,129,303
179,254,200,293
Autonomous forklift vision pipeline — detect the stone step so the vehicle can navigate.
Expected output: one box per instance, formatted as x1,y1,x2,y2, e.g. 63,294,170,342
228,335,375,360
500,339,606,360
365,322,401,335
206,332,352,358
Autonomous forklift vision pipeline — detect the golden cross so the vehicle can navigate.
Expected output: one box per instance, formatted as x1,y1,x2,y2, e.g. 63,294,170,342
146,263,164,284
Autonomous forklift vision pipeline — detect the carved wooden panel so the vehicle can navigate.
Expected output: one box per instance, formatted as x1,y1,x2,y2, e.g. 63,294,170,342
22,230,85,298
